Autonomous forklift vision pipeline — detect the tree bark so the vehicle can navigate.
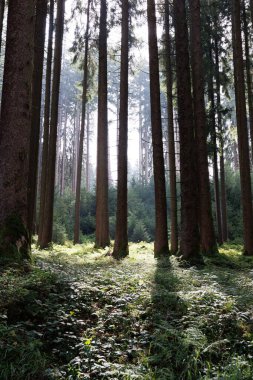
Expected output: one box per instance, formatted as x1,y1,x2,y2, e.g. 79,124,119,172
189,0,217,255
214,34,228,242
27,0,47,235
0,0,5,55
232,0,253,255
95,0,110,248
147,0,169,257
242,2,253,164
113,0,129,259
40,0,65,248
0,0,35,261
164,0,178,255
74,0,91,244
38,0,54,247
173,0,201,260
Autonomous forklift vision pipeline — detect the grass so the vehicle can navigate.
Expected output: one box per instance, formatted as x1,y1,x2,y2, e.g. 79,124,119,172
0,242,253,379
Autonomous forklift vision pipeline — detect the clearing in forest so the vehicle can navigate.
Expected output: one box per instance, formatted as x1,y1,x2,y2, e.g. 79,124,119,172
1,243,253,379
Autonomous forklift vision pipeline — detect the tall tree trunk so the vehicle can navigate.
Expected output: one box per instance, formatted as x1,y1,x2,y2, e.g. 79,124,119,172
113,0,129,259
27,0,47,234
95,0,110,248
0,0,35,261
147,0,169,257
60,112,67,196
232,0,253,255
207,38,223,245
40,0,65,249
214,34,228,242
38,0,54,247
242,2,253,163
86,105,90,192
0,0,5,55
173,0,200,260
189,0,217,255
164,0,178,254
74,0,90,244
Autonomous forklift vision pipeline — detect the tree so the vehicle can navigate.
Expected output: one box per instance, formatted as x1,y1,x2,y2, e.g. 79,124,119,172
95,0,110,248
113,0,129,259
0,0,35,262
147,0,169,257
74,0,91,244
0,0,5,55
189,0,217,255
40,0,65,248
173,0,200,260
38,0,54,247
27,0,48,234
164,0,178,255
231,0,253,255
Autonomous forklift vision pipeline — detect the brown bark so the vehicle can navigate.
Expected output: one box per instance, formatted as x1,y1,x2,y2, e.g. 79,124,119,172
40,0,65,248
232,0,253,255
242,2,253,163
174,0,200,260
86,105,90,192
113,0,129,259
147,0,169,257
27,0,47,234
60,112,67,195
189,0,217,255
0,0,35,259
74,0,90,244
214,35,228,242
0,0,5,55
95,0,110,248
164,0,178,255
38,0,54,247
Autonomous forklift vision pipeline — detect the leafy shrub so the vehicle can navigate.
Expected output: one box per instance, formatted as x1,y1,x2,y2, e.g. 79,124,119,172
52,222,67,245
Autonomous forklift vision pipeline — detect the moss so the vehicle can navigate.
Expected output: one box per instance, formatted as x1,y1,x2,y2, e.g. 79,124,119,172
0,215,31,265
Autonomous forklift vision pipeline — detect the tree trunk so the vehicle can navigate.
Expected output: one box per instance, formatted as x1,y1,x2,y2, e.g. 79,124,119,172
0,0,35,262
147,0,169,257
189,0,217,255
242,2,253,164
86,105,90,192
113,0,129,259
0,0,5,55
38,0,54,247
40,0,65,249
74,0,90,244
95,0,110,248
60,112,67,196
214,34,228,242
164,0,178,254
27,0,47,234
173,0,200,261
232,0,253,255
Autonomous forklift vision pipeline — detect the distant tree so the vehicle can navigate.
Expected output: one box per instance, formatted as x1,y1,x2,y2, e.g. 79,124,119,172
232,0,253,255
113,0,129,259
173,0,200,260
74,0,91,244
95,0,110,248
164,0,178,254
40,0,65,248
147,0,169,257
0,0,35,261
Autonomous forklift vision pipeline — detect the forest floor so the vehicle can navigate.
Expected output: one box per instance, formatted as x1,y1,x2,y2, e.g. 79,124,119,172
1,242,253,379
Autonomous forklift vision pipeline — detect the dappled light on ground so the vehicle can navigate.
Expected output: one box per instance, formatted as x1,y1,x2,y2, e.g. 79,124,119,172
1,243,253,379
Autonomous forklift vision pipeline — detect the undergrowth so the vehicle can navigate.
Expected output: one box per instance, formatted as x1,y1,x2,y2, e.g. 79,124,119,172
0,242,253,379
